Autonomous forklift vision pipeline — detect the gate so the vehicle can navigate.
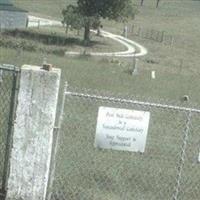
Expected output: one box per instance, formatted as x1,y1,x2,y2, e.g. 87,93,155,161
49,85,200,200
0,64,20,200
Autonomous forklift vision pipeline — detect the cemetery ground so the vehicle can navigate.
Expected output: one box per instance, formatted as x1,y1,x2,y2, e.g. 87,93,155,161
0,0,200,199
8,0,200,105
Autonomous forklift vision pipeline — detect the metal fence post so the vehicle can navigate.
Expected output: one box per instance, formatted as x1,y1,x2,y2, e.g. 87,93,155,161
172,111,192,200
46,82,68,200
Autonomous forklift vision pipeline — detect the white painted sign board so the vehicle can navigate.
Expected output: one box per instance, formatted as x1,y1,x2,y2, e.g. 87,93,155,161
95,107,150,153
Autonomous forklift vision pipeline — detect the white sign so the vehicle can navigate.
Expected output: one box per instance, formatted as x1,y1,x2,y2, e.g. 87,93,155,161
95,107,150,153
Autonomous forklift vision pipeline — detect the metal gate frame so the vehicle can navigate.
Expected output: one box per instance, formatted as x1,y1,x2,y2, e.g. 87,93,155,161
0,64,20,199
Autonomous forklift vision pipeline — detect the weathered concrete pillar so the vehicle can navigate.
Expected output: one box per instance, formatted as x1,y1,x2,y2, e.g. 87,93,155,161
6,65,61,200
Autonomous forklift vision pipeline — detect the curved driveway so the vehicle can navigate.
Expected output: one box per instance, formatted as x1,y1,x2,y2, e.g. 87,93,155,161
28,15,148,58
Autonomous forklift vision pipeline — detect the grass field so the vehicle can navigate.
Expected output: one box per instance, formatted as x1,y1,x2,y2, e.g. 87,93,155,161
1,0,200,199
12,0,76,19
0,27,126,56
1,47,200,105
7,0,200,105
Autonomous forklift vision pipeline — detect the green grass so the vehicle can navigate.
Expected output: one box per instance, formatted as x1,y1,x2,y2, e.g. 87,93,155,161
0,27,126,55
10,0,200,104
1,47,199,105
12,0,76,19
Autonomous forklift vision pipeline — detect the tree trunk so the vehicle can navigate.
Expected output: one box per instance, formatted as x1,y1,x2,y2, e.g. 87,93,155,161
141,0,144,6
156,0,161,8
84,22,90,45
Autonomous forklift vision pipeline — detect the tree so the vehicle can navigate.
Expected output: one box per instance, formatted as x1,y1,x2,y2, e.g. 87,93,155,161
62,0,137,44
62,5,101,43
62,5,83,35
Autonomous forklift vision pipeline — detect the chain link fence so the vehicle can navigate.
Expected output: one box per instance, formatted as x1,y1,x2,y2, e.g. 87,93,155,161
0,64,19,199
47,85,200,200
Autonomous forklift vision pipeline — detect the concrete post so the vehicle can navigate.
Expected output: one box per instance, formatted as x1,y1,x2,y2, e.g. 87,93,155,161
6,65,61,200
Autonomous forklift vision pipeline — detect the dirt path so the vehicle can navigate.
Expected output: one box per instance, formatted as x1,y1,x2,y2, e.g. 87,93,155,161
28,15,148,58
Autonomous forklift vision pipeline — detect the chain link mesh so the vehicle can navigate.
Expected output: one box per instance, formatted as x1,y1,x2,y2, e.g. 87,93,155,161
48,87,200,200
0,65,19,198
177,113,200,200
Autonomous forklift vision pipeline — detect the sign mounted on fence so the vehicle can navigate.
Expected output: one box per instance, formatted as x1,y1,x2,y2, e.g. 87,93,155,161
95,107,150,153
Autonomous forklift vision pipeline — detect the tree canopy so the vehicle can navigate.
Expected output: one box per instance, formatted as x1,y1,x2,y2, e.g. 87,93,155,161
62,0,137,43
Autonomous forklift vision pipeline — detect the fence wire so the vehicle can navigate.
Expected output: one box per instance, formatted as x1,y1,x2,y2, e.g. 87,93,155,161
0,64,19,198
126,24,186,47
48,85,200,200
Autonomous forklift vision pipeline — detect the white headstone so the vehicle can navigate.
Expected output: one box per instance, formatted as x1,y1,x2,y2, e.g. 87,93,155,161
123,26,128,38
95,107,150,153
132,58,139,75
151,71,156,79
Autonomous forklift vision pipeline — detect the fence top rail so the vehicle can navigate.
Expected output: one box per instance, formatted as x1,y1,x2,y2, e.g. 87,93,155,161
65,91,200,114
0,64,20,72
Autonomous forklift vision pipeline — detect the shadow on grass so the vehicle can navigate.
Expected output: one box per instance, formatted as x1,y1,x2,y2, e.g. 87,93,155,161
2,29,105,48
